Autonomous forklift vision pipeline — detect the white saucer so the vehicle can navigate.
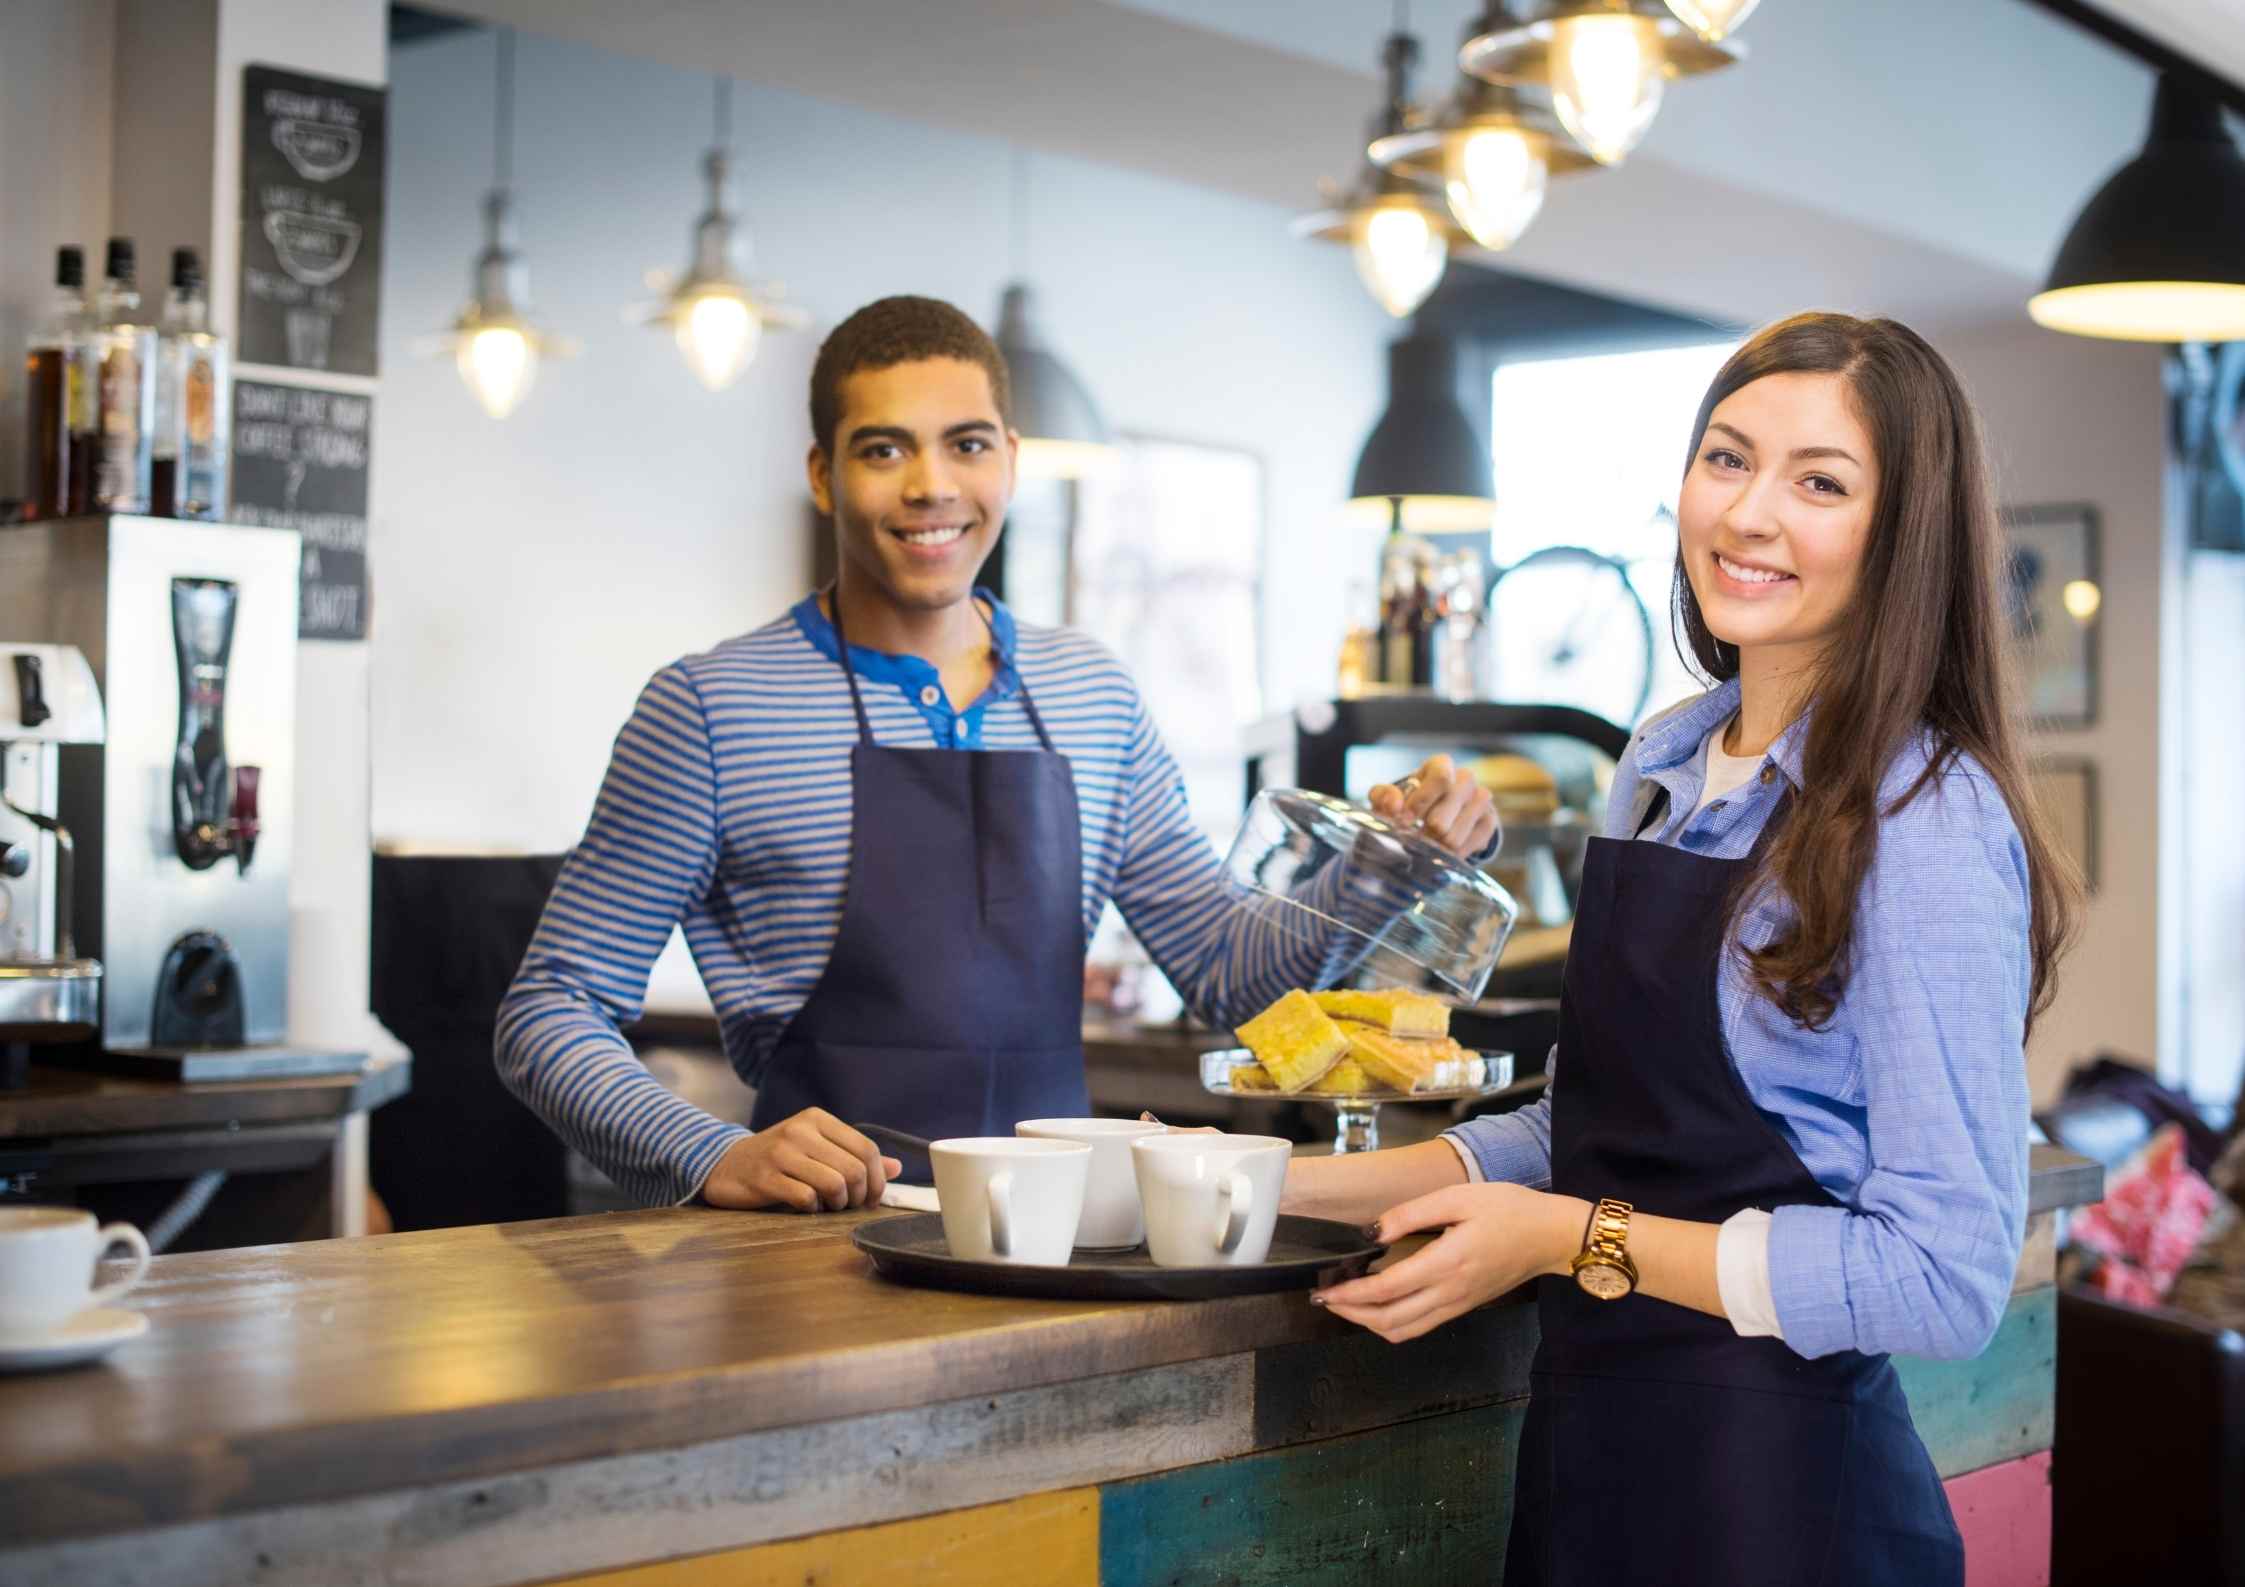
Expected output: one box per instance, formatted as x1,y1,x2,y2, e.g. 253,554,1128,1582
0,1308,149,1373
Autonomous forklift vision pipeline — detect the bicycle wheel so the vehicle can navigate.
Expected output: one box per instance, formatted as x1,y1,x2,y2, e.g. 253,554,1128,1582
1485,544,1656,726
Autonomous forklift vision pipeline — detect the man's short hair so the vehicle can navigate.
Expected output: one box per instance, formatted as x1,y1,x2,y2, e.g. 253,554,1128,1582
808,296,1012,455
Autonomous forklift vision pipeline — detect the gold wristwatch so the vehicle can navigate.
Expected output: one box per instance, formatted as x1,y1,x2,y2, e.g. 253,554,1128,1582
1570,1197,1639,1300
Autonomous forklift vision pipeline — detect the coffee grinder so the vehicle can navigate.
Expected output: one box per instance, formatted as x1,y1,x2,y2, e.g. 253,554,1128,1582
0,646,104,1089
0,515,357,1078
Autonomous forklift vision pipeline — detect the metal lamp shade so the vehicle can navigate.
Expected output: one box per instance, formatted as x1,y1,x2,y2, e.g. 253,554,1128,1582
1348,335,1495,531
996,283,1116,477
2030,74,2245,343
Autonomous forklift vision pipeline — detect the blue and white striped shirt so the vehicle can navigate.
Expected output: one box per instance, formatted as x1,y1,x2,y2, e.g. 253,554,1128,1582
497,591,1292,1206
1445,678,2034,1362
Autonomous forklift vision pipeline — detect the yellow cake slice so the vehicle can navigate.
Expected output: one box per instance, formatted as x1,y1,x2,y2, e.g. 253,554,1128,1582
1306,1055,1378,1095
1235,989,1349,1092
1229,1062,1278,1092
1312,987,1450,1040
1340,1023,1468,1092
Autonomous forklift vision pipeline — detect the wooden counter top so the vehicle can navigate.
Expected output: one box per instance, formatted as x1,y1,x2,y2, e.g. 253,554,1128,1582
0,1148,2100,1554
0,1053,410,1138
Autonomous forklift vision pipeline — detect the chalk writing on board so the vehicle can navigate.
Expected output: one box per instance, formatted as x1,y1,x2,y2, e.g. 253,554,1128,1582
230,379,371,641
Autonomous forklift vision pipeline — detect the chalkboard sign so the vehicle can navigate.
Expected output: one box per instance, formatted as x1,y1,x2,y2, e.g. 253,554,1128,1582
238,65,386,376
229,379,371,641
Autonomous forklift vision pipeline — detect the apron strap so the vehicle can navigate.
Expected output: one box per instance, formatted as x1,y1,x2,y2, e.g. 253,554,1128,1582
1634,781,1796,851
824,586,878,746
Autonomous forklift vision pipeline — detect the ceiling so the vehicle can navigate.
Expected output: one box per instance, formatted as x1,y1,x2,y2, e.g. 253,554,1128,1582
402,0,2225,335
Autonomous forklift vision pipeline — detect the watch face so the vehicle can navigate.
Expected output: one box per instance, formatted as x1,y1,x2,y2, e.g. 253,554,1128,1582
1576,1262,1632,1301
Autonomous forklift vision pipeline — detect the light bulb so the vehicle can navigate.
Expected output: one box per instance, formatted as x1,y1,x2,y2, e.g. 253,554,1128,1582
2062,579,2103,624
1442,126,1549,251
1351,201,1448,318
1548,14,1666,166
675,289,759,390
1664,0,1759,43
457,324,536,419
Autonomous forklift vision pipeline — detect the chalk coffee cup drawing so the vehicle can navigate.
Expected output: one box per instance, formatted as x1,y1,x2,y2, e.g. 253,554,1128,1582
0,1208,151,1339
1015,1118,1164,1249
929,1138,1090,1266
1130,1133,1291,1268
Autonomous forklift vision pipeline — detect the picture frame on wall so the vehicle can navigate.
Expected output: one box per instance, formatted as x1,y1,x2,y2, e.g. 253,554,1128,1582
2030,756,2099,896
2001,503,2100,730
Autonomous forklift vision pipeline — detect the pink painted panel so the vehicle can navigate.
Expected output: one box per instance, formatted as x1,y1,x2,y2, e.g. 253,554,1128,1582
1946,1450,2054,1587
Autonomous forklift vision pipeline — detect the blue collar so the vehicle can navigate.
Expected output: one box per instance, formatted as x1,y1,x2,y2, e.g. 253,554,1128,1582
1634,676,1809,787
789,586,1021,696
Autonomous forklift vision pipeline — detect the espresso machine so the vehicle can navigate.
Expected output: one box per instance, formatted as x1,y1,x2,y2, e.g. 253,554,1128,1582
0,646,105,1088
0,515,350,1077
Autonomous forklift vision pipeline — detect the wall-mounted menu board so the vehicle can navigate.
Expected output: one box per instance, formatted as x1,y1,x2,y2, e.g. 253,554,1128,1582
239,64,386,376
229,379,371,642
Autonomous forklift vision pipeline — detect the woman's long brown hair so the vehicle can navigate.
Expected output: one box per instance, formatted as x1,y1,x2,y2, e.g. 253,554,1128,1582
1672,313,2081,1034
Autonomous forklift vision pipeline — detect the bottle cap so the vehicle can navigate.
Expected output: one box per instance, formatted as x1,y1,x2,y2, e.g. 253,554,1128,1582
55,246,85,290
171,247,204,292
104,237,136,284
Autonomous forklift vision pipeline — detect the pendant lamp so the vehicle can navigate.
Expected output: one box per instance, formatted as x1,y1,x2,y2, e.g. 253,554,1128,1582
430,28,575,419
1298,24,1468,318
633,78,806,390
1460,0,1743,167
1346,334,1496,533
1369,13,1595,253
994,152,1116,480
2030,73,2245,343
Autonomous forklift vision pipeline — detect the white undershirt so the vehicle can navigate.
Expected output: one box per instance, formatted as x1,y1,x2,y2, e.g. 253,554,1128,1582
1445,716,1787,1341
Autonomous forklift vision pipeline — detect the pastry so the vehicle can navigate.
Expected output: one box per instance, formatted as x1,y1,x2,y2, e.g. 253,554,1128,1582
1230,1062,1278,1092
1312,987,1450,1040
1306,1055,1377,1095
1340,1023,1468,1091
1236,989,1349,1092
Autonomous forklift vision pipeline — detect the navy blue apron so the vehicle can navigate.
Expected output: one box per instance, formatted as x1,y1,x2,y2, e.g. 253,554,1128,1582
1504,787,1963,1587
747,595,1091,1185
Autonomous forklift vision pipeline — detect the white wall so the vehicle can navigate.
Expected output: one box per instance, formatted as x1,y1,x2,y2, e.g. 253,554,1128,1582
0,0,115,506
370,28,1394,860
1941,324,2169,1106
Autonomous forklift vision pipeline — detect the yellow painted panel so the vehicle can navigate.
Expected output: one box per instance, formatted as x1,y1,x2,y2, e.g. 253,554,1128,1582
538,1486,1100,1587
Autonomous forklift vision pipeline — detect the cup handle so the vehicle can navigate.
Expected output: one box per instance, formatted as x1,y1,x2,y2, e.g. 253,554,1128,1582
87,1223,151,1307
1214,1171,1254,1256
987,1170,1015,1259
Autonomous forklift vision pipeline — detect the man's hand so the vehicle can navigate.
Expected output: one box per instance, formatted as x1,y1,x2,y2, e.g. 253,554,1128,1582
701,1109,901,1211
1368,754,1498,859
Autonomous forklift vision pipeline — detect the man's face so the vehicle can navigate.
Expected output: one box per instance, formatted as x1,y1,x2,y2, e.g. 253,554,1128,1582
808,358,1016,616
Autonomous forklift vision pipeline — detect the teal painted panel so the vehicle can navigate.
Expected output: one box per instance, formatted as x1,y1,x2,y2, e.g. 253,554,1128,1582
1896,1287,2057,1480
1100,1402,1525,1586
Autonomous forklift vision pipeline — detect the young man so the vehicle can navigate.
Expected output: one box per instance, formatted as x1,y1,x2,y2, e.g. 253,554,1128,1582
497,295,1496,1213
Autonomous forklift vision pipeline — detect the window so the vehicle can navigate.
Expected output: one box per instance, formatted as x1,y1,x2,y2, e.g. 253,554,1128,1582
1488,340,1737,724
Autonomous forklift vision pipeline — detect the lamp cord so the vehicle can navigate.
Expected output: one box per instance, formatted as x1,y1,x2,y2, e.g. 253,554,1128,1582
494,26,514,190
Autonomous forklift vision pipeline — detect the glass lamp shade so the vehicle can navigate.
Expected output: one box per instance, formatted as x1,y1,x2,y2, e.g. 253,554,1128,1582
1351,198,1451,316
1663,0,1759,43
1547,12,1666,164
456,322,536,419
1443,125,1551,249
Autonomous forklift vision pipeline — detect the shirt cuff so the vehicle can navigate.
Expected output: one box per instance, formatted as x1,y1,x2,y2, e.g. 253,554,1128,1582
1444,1132,1485,1182
1441,1117,1549,1188
1716,1208,1783,1339
1766,1202,1856,1359
675,1124,752,1207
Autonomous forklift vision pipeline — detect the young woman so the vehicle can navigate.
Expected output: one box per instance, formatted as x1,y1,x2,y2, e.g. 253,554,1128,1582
1286,312,2081,1586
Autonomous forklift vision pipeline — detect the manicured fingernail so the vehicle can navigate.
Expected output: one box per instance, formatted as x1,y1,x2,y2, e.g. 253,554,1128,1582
1363,1222,1382,1240
1309,1293,1328,1307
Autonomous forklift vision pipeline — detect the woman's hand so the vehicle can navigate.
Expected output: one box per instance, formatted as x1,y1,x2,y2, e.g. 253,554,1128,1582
1368,753,1498,859
1313,1182,1589,1344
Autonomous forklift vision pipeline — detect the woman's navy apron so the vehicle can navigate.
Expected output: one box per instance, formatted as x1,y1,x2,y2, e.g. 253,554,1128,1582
1504,787,1964,1586
747,596,1091,1184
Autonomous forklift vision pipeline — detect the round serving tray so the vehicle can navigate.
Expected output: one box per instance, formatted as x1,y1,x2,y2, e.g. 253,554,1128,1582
852,1212,1381,1301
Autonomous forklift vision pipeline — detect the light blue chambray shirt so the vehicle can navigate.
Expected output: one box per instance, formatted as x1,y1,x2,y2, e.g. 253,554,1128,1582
1444,678,2033,1362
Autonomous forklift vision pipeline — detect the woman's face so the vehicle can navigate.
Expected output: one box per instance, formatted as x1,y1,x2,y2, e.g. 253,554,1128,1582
1677,370,1879,662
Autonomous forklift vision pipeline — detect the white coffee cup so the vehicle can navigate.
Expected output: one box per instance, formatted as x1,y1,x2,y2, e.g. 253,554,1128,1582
0,1208,151,1338
929,1138,1091,1265
1016,1118,1165,1249
1131,1133,1292,1268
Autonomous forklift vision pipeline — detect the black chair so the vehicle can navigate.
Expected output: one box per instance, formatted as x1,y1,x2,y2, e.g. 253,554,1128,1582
369,853,572,1231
